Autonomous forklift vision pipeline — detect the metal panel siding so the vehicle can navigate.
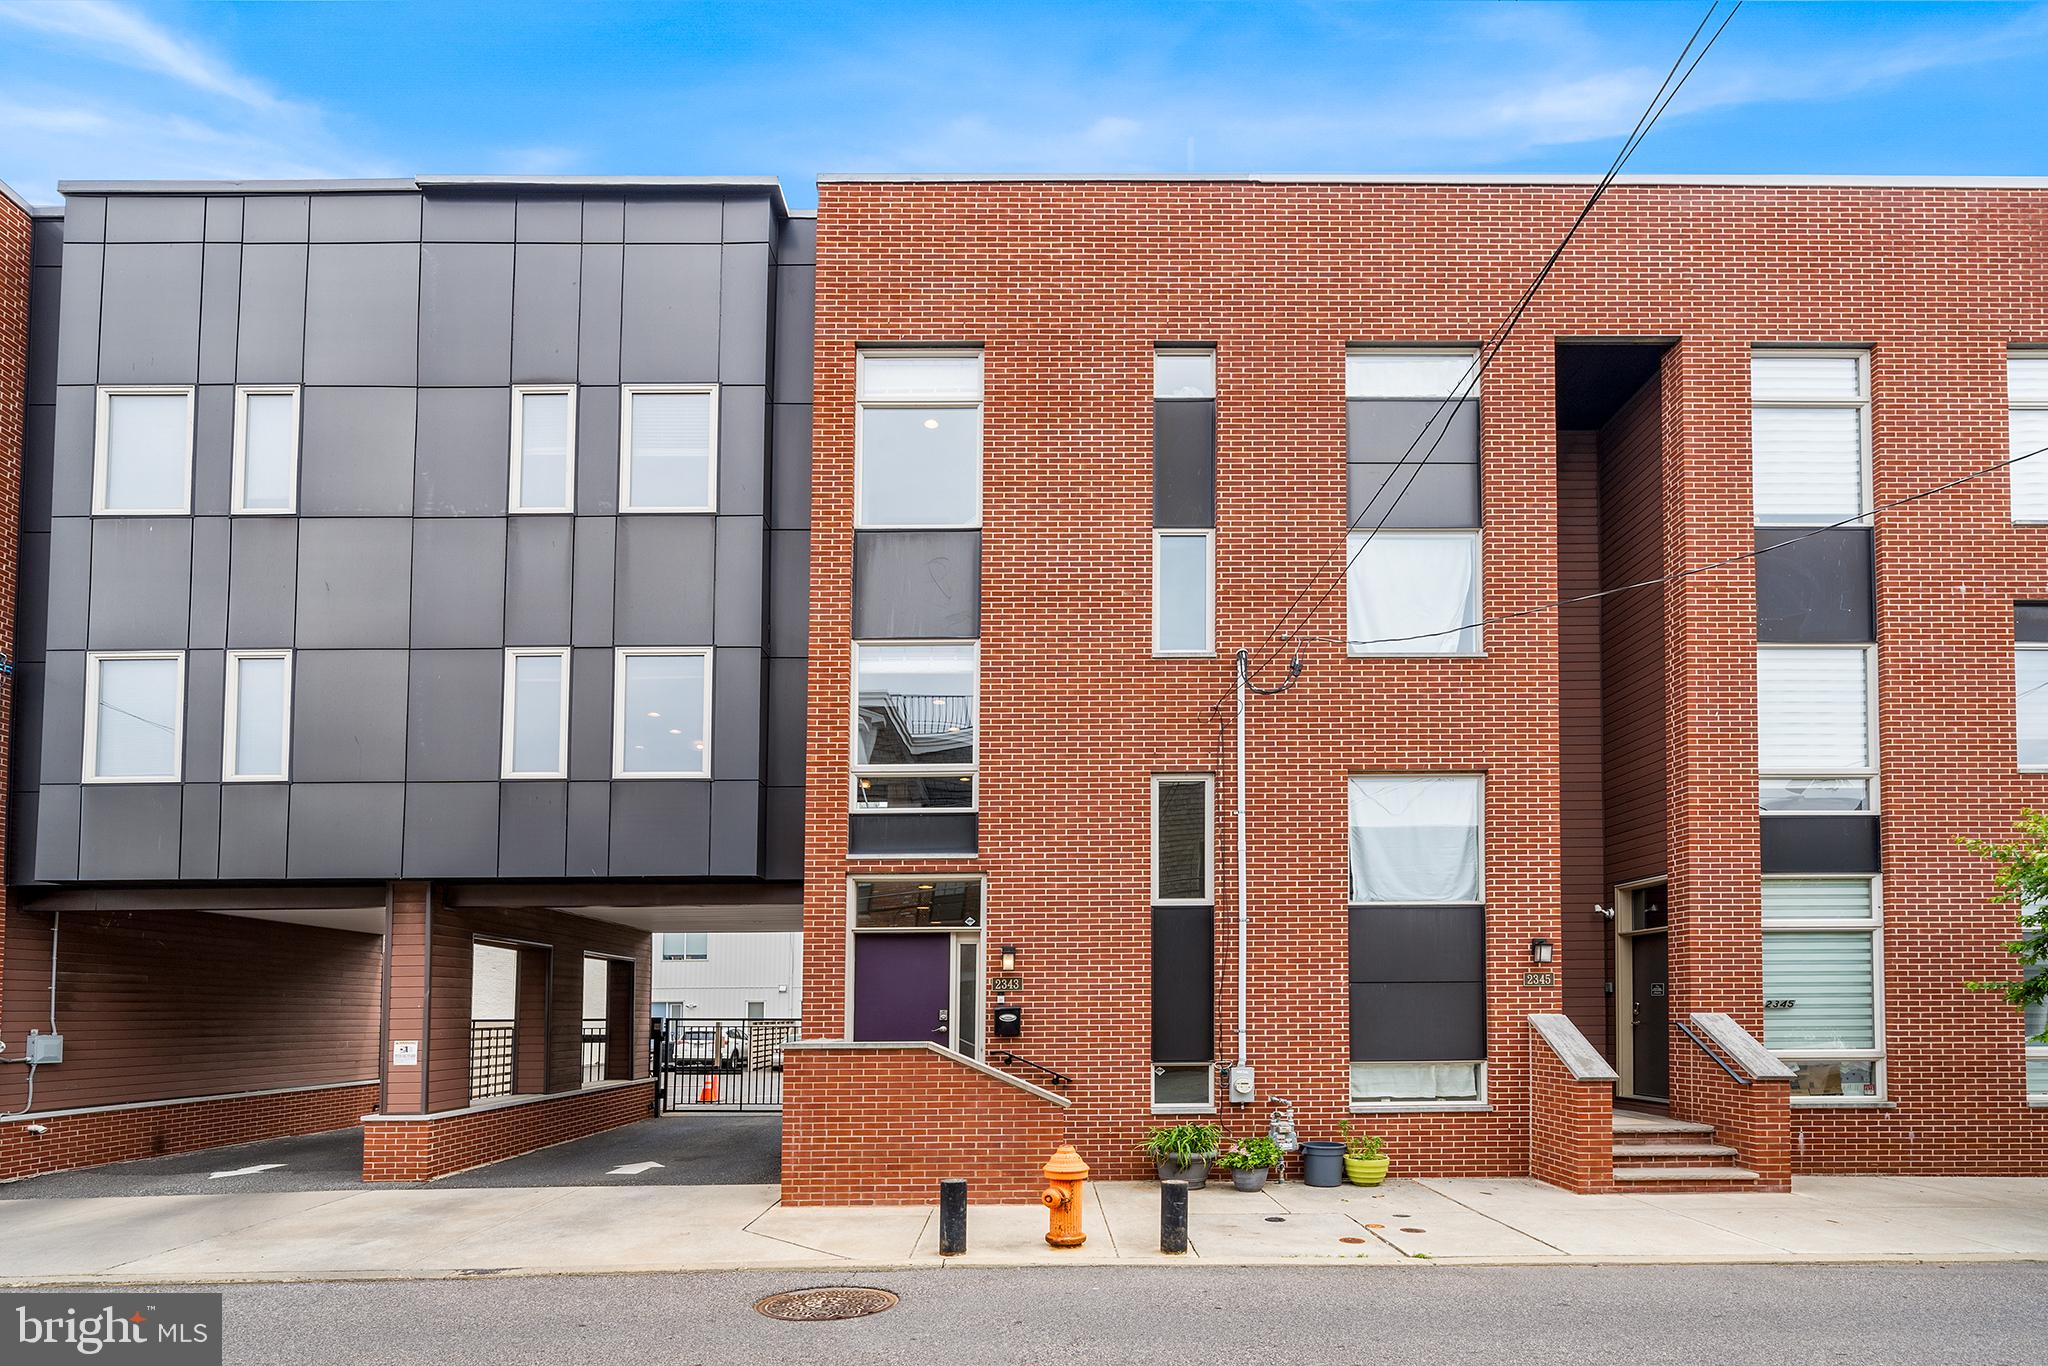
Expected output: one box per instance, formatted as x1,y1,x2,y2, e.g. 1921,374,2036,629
192,384,234,514
771,402,812,530
719,243,771,385
1349,982,1486,1062
12,662,45,788
422,195,514,243
511,243,581,383
225,517,298,647
625,197,722,244
577,244,623,385
1344,398,1480,463
718,385,767,517
581,198,625,244
87,518,193,649
235,244,308,384
302,243,420,386
291,649,410,782
567,647,614,780
1755,527,1876,643
402,781,500,877
22,404,54,535
45,517,91,649
768,528,810,660
97,244,202,383
16,532,50,661
776,215,816,267
404,649,503,781
410,518,507,648
300,387,418,514
710,779,762,876
846,812,979,856
181,648,225,782
566,779,611,875
51,386,94,517
498,781,569,877
106,195,206,243
295,518,413,647
852,530,981,639
218,783,289,879
78,784,183,880
1346,906,1486,982
1151,907,1215,1063
610,780,712,875
764,786,803,880
287,783,405,877
1760,814,1882,874
33,784,81,881
412,386,509,515
197,244,240,384
613,515,716,643
766,657,807,786
504,515,574,644
54,243,101,387
242,195,309,243
723,195,773,244
715,517,766,646
418,243,513,386
38,651,86,786
712,646,763,781
516,197,582,244
1152,399,1216,528
180,783,222,877
1347,461,1481,528
574,385,620,514
620,245,720,383
773,265,813,403
308,192,421,243
63,196,106,242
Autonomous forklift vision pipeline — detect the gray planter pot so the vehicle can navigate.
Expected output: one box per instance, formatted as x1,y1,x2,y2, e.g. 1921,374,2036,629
1155,1155,1212,1189
1300,1141,1346,1187
1230,1166,1270,1192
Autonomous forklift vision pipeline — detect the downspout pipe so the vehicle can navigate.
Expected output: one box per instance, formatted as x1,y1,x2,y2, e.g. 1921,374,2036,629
1235,648,1249,1072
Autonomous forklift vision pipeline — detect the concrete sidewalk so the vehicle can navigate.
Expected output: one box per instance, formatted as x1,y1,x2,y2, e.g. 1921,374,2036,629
1,1176,2044,1284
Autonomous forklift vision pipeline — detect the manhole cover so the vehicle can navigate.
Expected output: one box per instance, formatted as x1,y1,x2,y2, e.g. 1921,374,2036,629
1339,1236,1368,1244
1264,1216,1286,1223
1400,1227,1427,1234
755,1288,899,1322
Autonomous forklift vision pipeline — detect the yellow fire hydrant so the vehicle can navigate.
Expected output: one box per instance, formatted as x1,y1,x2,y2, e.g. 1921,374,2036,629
1040,1143,1090,1247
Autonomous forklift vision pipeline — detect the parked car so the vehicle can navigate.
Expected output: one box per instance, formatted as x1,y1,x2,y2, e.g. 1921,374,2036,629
670,1024,747,1070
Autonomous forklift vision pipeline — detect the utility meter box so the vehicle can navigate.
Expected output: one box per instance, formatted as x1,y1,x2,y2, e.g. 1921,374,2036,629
993,1005,1022,1038
1227,1064,1255,1104
25,1033,63,1064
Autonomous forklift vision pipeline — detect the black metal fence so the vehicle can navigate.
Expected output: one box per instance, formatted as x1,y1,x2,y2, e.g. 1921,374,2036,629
581,1018,609,1084
470,1019,514,1100
652,1017,800,1111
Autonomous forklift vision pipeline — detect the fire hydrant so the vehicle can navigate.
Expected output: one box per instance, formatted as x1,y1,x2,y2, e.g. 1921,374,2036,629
1040,1143,1090,1247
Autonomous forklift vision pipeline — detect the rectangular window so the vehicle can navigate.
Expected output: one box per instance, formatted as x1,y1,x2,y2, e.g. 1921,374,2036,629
2026,982,2047,1103
223,650,291,781
1152,1063,1213,1112
1762,878,1884,1102
1154,349,1215,400
232,387,299,514
1152,775,1213,904
856,351,982,528
2009,353,2048,522
502,648,569,779
852,642,977,811
613,648,711,777
1347,774,1483,904
1345,350,1478,400
2018,603,2048,770
1350,1062,1483,1106
1346,530,1480,655
510,386,577,513
661,932,709,961
620,385,717,512
1153,531,1214,655
93,387,193,515
853,879,983,929
85,652,185,782
1757,646,1875,806
1751,350,1869,525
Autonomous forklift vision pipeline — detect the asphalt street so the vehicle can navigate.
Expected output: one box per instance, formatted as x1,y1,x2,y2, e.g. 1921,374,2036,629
70,1263,2048,1365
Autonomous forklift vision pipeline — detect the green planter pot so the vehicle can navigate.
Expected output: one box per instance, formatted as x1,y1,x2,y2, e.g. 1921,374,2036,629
1345,1154,1391,1187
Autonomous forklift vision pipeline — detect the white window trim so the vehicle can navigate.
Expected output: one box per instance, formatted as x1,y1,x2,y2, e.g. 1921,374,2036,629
92,385,195,516
501,647,571,780
2018,640,2048,773
611,647,713,779
1150,1062,1216,1115
1152,529,1215,657
1762,874,1887,1107
1751,346,1873,526
230,385,300,516
1344,345,1483,400
2007,349,2048,525
1151,773,1214,905
83,650,186,784
1349,1060,1489,1113
1756,642,1881,810
850,639,979,816
1345,529,1485,659
509,385,578,514
854,348,984,532
1346,771,1486,907
1153,345,1217,400
618,384,719,513
222,649,291,782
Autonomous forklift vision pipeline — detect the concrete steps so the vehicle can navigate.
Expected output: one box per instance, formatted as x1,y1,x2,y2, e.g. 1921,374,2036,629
1610,1111,1759,1192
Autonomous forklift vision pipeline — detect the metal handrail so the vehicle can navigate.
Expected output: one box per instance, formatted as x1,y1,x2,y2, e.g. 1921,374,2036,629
1673,1018,1750,1086
991,1050,1072,1089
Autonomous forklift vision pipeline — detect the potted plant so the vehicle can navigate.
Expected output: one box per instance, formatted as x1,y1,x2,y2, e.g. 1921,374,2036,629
1141,1122,1222,1189
1339,1119,1390,1186
1213,1135,1283,1192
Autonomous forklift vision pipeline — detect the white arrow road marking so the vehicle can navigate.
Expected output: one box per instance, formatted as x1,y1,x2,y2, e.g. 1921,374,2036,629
607,1161,664,1176
208,1163,286,1179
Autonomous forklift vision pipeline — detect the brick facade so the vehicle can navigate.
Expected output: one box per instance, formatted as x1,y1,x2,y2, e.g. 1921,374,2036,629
800,178,2048,1200
1,1081,376,1183
361,1079,654,1182
0,190,29,1150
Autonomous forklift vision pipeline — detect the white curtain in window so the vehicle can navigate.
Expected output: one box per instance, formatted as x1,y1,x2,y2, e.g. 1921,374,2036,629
104,392,188,511
1761,879,1872,921
628,391,711,507
1345,352,1478,400
2012,407,2048,521
1757,647,1870,772
859,354,980,400
1752,354,1864,402
1752,406,1864,523
1350,1062,1479,1102
1762,931,1875,1051
1347,532,1478,655
1347,774,1481,903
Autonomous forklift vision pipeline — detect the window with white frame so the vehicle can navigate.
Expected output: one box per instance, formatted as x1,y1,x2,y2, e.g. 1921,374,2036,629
1347,773,1483,905
856,352,982,528
1757,646,1875,811
510,386,576,513
1153,348,1216,657
1153,531,1214,655
620,385,716,512
85,652,184,782
1762,878,1884,1101
232,387,299,514
2026,968,2047,1103
612,649,711,777
1350,1062,1484,1106
1153,774,1213,904
94,387,193,515
2017,604,2048,770
1346,530,1480,655
502,648,569,779
1751,350,1869,526
662,932,709,961
223,650,291,781
2009,353,2048,522
852,642,976,811
1152,1063,1213,1111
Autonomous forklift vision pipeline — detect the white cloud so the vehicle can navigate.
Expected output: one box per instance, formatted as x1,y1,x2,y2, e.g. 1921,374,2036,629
0,0,283,111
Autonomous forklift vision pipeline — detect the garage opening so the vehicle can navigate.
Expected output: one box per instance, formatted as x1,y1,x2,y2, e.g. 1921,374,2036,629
651,929,800,1111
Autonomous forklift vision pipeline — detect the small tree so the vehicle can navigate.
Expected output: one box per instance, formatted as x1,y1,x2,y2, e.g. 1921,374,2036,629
1959,808,2048,1042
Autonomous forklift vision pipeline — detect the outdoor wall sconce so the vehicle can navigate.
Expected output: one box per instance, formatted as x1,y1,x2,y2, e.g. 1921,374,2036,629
1529,938,1554,966
999,945,1018,972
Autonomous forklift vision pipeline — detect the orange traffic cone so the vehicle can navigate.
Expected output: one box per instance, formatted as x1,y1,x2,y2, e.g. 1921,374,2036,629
698,1074,717,1103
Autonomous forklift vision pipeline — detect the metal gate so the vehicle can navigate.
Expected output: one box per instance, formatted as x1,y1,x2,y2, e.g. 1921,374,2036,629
652,1017,799,1112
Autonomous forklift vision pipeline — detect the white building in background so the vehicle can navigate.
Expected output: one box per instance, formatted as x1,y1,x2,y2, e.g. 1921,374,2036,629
652,933,801,1021
471,946,611,1022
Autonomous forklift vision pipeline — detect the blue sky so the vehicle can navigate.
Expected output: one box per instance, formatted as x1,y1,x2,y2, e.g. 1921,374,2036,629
2,1,2045,207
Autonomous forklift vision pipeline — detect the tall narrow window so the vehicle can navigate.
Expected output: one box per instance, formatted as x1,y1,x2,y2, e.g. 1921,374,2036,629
2026,971,2047,1103
2016,603,2048,771
93,387,193,515
1751,350,1869,526
1153,775,1213,904
1153,347,1216,656
1762,878,1884,1102
502,648,569,779
856,352,982,528
2010,353,2048,522
223,650,291,781
232,387,299,514
1152,772,1216,1112
1757,646,1875,808
1345,350,1482,656
85,652,184,782
620,385,717,512
852,643,977,810
511,386,576,513
613,649,712,777
1153,531,1214,655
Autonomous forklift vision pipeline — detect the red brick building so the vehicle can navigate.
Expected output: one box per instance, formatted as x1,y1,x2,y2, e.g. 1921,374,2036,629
786,175,2048,1202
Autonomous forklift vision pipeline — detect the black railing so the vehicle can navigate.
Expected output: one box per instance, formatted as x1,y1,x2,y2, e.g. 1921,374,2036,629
1674,1018,1749,1085
470,1019,514,1100
652,1017,799,1111
991,1050,1072,1089
580,1018,609,1085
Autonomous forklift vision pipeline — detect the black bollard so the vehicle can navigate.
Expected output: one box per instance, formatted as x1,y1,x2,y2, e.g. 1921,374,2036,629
939,1178,968,1255
1160,1178,1189,1254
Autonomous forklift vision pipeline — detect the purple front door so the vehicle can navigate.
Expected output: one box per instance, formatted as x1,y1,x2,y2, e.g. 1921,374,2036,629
853,933,952,1046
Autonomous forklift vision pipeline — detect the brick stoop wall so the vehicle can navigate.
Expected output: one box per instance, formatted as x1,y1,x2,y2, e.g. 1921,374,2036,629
1527,1018,1618,1195
0,1081,377,1183
781,1043,1070,1205
360,1079,655,1182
